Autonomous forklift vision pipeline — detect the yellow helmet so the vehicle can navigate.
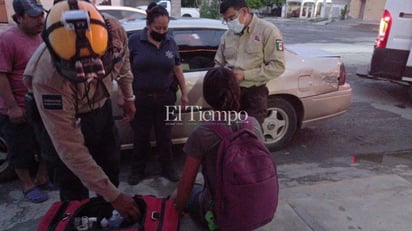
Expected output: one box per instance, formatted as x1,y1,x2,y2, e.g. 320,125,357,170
43,0,109,60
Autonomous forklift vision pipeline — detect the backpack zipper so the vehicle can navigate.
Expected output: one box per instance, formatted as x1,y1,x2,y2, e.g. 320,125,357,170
156,198,166,231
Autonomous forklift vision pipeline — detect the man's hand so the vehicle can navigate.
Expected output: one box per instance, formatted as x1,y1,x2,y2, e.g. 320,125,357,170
111,193,142,222
8,106,26,124
121,100,136,122
233,70,245,83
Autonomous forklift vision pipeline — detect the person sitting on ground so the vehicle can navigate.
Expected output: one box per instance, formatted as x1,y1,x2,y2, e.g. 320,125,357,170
171,67,264,228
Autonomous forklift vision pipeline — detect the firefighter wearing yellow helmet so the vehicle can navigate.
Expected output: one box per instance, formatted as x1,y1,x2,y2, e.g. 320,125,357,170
23,0,140,221
42,0,114,82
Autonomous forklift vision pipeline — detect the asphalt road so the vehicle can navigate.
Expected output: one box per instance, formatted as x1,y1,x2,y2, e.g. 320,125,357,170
267,18,412,165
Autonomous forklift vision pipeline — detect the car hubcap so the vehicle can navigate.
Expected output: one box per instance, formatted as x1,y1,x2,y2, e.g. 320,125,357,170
262,108,288,144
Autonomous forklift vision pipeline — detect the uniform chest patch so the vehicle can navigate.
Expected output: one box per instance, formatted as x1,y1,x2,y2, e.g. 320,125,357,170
276,39,284,51
42,95,63,110
165,50,174,59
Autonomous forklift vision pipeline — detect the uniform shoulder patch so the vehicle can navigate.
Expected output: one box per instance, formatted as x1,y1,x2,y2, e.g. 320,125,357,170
276,39,284,51
42,95,63,110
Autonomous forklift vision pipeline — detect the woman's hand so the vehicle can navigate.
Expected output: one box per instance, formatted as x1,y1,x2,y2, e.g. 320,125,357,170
180,92,189,109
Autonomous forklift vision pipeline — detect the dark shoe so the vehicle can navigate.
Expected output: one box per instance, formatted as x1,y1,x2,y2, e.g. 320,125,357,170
127,172,145,185
24,187,48,203
38,182,59,191
161,164,179,182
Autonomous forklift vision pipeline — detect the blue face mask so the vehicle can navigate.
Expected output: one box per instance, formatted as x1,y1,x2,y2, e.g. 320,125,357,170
227,17,244,34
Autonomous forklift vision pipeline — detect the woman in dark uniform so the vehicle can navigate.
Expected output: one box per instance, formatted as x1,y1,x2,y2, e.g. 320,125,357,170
128,2,188,185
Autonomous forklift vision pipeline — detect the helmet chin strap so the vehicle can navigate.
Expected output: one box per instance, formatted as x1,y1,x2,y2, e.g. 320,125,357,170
66,0,95,59
65,0,105,81
43,0,114,83
75,57,106,82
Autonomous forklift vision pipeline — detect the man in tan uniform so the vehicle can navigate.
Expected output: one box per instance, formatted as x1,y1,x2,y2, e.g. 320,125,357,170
23,0,140,221
215,0,286,125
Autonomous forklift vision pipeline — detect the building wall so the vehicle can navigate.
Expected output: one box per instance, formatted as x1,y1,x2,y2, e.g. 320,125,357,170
349,0,386,20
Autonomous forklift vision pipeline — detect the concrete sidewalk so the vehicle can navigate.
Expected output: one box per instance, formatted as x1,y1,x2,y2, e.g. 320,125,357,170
2,153,412,230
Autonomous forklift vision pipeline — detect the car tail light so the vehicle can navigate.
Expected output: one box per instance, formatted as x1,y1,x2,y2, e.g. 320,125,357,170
338,64,346,85
375,10,392,48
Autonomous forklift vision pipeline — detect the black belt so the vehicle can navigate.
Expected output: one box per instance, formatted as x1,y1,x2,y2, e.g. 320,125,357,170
134,89,171,97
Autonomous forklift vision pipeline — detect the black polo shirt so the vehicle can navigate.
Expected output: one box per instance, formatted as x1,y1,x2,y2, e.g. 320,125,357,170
128,27,181,92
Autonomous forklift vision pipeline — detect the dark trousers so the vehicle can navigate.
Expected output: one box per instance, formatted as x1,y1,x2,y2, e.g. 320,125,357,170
32,99,120,201
130,90,176,173
240,85,269,125
0,114,39,169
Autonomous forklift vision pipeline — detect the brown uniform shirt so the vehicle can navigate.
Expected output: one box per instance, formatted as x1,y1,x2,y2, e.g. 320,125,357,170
214,14,286,88
23,15,132,202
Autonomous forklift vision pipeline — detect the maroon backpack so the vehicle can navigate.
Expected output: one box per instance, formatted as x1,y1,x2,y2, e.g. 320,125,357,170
207,119,279,231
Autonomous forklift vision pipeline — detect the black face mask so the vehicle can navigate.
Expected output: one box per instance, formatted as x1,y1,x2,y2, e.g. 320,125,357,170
150,30,167,42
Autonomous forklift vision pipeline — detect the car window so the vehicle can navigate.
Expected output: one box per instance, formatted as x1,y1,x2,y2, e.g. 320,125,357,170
159,2,167,8
171,29,225,71
126,28,225,72
101,10,146,22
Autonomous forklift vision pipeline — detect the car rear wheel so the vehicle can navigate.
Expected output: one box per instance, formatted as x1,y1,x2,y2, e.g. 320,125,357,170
262,97,298,151
0,136,16,182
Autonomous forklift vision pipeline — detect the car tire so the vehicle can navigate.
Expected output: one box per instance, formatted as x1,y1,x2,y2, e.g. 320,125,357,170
0,136,16,182
262,97,298,151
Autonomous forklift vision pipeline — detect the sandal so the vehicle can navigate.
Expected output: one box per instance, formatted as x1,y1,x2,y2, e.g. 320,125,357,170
38,182,59,191
24,187,48,203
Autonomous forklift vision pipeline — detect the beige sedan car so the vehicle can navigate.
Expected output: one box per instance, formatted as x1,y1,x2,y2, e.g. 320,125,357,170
112,17,352,151
97,5,146,23
0,18,352,182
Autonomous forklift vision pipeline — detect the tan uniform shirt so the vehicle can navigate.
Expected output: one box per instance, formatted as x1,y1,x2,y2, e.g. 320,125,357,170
214,14,286,88
23,15,132,202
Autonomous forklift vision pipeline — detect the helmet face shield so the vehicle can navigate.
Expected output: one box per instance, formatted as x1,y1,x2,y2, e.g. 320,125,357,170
43,0,113,82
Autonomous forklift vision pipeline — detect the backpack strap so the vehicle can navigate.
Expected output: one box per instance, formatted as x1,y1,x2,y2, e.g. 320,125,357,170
205,117,255,140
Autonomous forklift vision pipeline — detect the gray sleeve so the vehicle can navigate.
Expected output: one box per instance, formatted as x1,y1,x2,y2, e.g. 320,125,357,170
183,124,220,160
250,116,265,141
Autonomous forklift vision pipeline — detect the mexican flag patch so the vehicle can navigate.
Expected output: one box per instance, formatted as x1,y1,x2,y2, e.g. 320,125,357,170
276,39,284,51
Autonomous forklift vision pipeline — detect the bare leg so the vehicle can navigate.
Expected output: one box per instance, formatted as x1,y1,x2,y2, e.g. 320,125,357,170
34,160,49,185
15,169,36,192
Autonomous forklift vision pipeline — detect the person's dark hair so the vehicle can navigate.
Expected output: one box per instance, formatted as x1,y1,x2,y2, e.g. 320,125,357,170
220,0,248,14
146,2,169,24
203,67,240,111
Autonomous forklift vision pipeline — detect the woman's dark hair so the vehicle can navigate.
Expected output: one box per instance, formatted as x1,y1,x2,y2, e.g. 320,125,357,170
12,14,20,24
146,2,169,24
220,0,247,14
203,67,240,111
